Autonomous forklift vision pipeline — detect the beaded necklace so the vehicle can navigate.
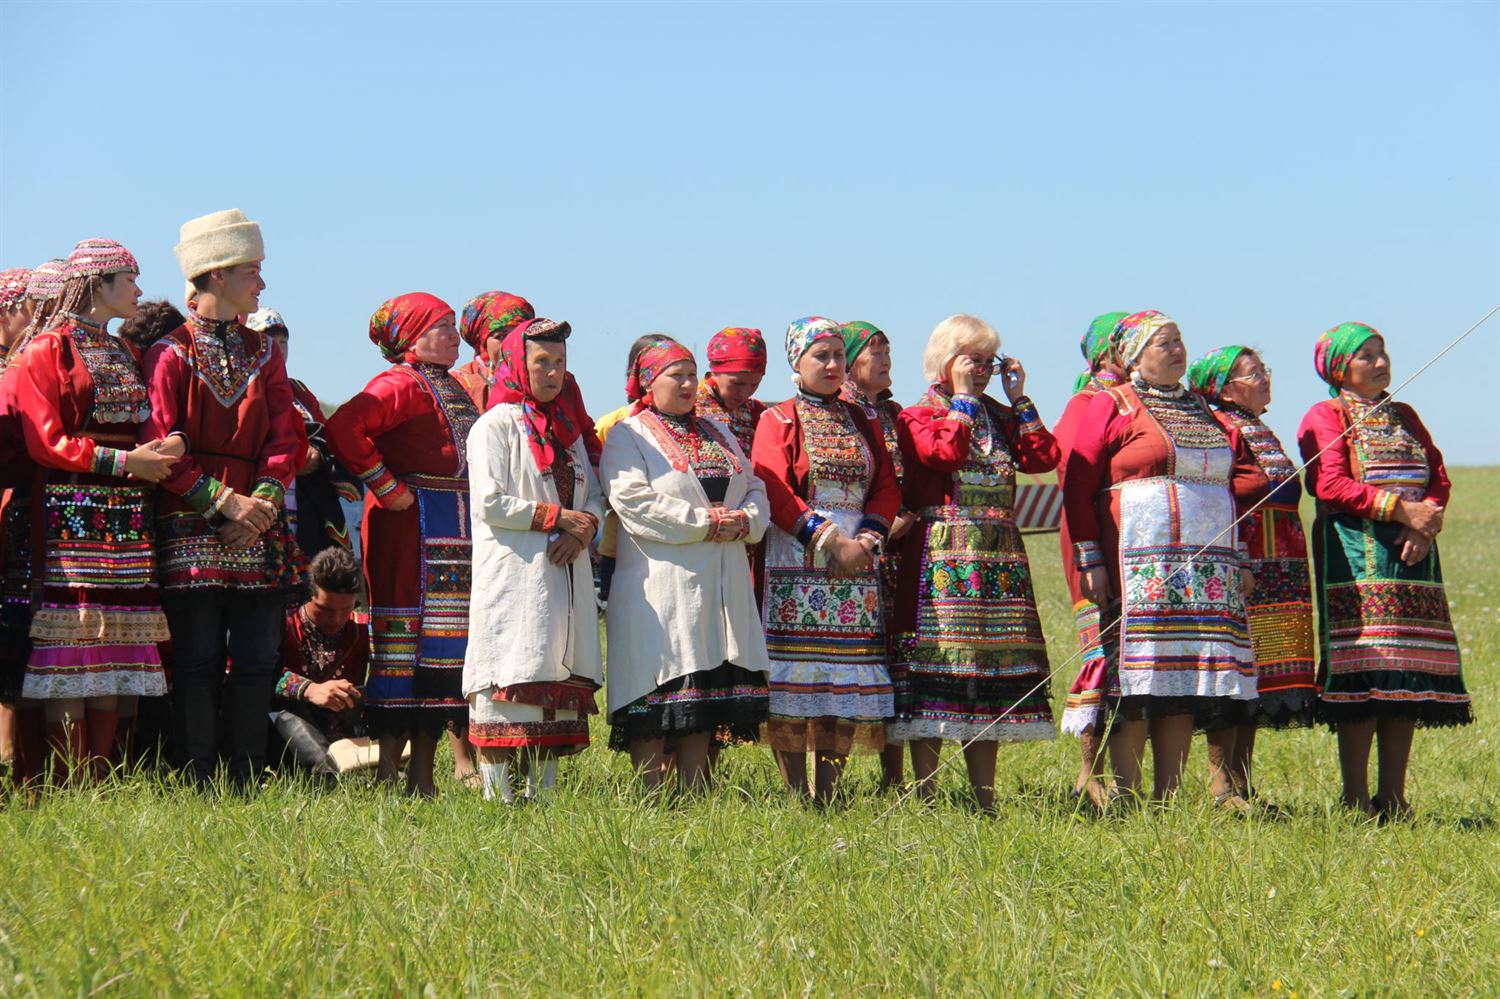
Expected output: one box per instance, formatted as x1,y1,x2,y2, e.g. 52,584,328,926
797,391,873,489
1215,403,1295,485
641,408,740,480
840,382,904,481
1132,375,1229,452
298,606,343,680
61,315,151,424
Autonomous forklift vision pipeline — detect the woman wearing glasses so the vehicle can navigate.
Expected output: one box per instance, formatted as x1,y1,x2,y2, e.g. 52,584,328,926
890,314,1059,813
1063,312,1268,803
1188,346,1316,811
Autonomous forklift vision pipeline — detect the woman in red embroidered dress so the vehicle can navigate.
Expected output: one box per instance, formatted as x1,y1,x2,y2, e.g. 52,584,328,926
893,315,1059,812
13,240,181,781
326,293,480,797
453,291,535,410
1188,345,1317,809
751,316,901,803
1297,323,1469,819
838,321,915,791
1063,311,1267,803
1055,312,1129,809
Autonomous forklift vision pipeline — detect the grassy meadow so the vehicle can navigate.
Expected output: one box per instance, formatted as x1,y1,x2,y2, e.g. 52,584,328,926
1,470,1496,997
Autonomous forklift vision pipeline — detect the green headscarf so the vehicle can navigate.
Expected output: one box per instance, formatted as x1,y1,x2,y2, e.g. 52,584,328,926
1314,322,1380,397
1187,345,1250,401
1073,311,1129,392
839,321,885,365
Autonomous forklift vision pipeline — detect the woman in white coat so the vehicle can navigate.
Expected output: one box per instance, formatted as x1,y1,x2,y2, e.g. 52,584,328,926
463,318,605,803
602,335,770,791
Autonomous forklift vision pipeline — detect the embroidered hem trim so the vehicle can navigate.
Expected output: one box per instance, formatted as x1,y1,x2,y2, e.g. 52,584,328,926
1073,540,1105,570
277,672,312,701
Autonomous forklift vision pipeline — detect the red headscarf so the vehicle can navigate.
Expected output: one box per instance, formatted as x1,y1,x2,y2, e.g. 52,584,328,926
369,292,454,362
488,317,601,470
626,335,695,412
460,290,535,353
706,326,767,374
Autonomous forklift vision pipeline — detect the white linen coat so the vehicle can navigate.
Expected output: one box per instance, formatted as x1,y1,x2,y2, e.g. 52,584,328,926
602,412,771,715
462,402,605,696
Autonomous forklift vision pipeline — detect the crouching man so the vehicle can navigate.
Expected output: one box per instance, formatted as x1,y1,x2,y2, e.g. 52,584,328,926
272,547,372,780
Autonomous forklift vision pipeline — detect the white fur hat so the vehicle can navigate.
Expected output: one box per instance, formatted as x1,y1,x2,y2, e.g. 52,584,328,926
174,208,264,280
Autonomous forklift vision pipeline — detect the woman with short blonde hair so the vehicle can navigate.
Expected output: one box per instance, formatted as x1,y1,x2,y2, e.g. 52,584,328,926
892,314,1060,813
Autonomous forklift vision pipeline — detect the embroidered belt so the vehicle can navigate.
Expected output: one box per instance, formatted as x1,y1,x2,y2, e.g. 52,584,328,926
918,504,1015,520
404,473,468,493
1107,474,1224,491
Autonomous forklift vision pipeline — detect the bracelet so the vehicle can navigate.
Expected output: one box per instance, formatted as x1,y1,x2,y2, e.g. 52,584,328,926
207,486,235,518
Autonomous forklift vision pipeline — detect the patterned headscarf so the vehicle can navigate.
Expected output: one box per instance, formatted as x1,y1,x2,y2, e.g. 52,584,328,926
460,291,535,353
26,260,67,302
1111,309,1177,368
245,308,288,336
1073,311,1128,392
368,292,454,362
490,317,598,471
1314,322,1380,397
784,316,841,367
626,334,695,404
66,238,138,279
1187,345,1250,400
0,268,30,309
706,327,767,374
839,321,886,365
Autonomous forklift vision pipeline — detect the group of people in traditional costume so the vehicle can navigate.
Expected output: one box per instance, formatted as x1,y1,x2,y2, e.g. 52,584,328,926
0,213,1474,817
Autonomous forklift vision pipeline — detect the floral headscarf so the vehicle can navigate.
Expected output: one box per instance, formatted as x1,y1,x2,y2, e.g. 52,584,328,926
460,291,535,353
1073,311,1128,392
626,334,695,406
784,316,841,367
1111,309,1177,368
1314,322,1380,397
1187,345,1250,401
0,268,32,309
839,321,885,366
706,327,767,374
368,292,454,362
490,317,599,471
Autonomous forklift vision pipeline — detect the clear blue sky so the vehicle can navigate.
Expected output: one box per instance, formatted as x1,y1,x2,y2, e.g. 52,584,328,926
4,1,1497,462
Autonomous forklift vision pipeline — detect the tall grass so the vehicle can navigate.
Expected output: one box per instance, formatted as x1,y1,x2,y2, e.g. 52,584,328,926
1,471,1496,997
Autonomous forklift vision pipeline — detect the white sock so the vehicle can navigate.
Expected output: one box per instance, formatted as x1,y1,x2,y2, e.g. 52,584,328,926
480,762,512,803
540,758,558,791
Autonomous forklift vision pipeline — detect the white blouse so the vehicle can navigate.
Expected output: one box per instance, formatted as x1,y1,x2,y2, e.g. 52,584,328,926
462,403,606,696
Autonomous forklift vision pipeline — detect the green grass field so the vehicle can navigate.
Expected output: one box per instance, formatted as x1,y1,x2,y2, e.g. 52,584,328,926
2,470,1496,997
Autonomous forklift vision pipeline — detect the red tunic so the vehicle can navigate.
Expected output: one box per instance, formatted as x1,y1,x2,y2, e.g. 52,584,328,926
139,316,308,589
325,362,478,733
1296,399,1449,518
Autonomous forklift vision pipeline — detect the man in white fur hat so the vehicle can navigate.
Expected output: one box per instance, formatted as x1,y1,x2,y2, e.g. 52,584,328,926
138,208,309,789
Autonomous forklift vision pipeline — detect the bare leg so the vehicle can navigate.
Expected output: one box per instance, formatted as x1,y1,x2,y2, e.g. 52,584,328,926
1149,714,1194,802
1230,723,1256,798
449,728,478,782
84,695,121,780
1205,726,1238,799
405,730,439,797
878,742,905,792
909,739,941,803
629,737,667,792
1374,717,1416,817
1108,719,1148,799
1075,729,1111,808
962,740,999,814
674,732,712,793
42,698,88,785
376,732,407,787
812,752,847,805
0,704,14,764
776,750,809,800
1335,718,1376,815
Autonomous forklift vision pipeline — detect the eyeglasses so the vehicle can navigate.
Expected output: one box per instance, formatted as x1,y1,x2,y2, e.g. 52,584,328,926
967,355,997,373
1231,366,1272,384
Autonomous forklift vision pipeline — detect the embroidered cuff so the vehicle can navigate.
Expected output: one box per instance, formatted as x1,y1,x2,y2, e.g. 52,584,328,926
793,510,828,546
1371,489,1399,522
947,393,981,426
183,473,232,516
358,461,400,499
1073,540,1106,571
1011,396,1043,434
276,672,312,702
530,502,561,533
705,506,727,542
92,446,128,478
807,519,840,565
251,477,286,508
857,514,891,540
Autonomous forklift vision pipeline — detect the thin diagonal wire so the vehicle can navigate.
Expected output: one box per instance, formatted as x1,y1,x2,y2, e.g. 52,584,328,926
874,302,1499,820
